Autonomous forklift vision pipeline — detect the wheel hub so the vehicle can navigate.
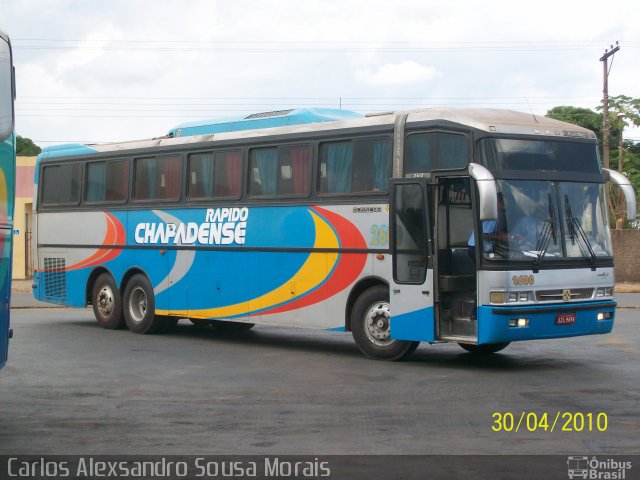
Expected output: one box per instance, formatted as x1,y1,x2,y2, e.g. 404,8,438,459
129,286,147,324
364,302,394,346
97,287,114,316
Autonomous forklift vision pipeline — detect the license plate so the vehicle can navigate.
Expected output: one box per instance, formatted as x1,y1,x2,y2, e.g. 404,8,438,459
556,313,576,325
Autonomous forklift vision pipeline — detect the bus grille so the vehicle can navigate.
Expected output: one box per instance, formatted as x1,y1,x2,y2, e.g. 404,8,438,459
535,288,593,302
43,257,67,300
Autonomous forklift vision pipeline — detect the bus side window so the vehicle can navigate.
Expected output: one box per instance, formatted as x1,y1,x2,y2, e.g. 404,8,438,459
250,145,311,197
319,141,353,194
319,137,391,194
250,148,278,196
353,137,391,192
86,159,128,203
282,145,311,196
188,150,242,199
215,151,242,197
41,163,82,206
134,155,182,201
405,131,468,174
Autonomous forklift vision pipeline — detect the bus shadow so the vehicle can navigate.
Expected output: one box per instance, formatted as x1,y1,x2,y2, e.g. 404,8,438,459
167,322,363,358
170,322,570,372
408,342,584,372
69,318,580,372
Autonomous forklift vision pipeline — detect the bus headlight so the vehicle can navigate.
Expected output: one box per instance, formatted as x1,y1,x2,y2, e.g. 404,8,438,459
597,312,613,321
509,292,531,303
596,287,614,297
508,318,529,327
490,291,531,304
490,291,505,304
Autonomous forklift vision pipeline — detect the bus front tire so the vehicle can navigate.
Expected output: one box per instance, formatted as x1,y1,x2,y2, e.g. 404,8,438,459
123,274,163,334
351,285,419,361
458,342,510,355
91,273,125,330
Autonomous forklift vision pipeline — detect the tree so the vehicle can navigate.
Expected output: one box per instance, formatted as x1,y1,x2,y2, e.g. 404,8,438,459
547,101,640,227
606,95,640,164
598,96,640,226
16,135,41,156
546,106,602,139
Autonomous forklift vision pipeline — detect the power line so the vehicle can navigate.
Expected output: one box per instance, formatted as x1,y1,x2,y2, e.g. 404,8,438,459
17,95,601,100
12,39,639,54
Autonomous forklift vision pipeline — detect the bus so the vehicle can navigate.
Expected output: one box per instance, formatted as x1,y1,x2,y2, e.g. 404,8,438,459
32,107,636,360
0,30,15,369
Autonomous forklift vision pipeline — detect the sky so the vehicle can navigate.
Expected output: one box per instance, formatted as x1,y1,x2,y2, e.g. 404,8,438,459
1,0,639,147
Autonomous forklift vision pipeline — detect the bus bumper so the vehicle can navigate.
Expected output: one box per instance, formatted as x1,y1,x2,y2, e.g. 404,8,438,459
476,300,616,344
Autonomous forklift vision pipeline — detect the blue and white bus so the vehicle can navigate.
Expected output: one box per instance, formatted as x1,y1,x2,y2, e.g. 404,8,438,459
0,30,15,369
32,107,636,360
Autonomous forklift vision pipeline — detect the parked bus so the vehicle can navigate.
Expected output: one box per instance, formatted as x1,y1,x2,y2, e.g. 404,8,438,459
0,30,15,369
32,107,636,360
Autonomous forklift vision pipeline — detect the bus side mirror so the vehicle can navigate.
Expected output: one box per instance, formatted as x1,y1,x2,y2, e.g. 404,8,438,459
603,168,637,221
469,163,498,221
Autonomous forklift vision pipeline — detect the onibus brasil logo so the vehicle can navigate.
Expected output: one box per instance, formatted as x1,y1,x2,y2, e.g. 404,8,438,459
135,208,249,246
567,456,632,479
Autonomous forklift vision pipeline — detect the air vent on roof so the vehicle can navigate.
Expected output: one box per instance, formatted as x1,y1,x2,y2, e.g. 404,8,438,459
245,109,294,120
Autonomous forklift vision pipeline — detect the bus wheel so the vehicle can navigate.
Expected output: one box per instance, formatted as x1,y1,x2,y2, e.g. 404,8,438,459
123,274,162,334
458,342,510,355
351,285,419,361
91,273,125,330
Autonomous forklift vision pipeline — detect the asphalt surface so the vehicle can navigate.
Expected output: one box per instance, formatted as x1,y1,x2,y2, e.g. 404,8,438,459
1,304,639,456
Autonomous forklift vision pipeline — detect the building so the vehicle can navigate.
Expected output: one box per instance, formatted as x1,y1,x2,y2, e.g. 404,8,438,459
14,155,35,280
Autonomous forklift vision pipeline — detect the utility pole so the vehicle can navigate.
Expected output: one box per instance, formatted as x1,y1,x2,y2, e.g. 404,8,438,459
600,42,620,168
618,113,625,172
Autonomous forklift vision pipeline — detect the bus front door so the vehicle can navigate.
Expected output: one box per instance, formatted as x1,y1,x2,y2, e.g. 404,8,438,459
389,179,435,342
433,176,478,342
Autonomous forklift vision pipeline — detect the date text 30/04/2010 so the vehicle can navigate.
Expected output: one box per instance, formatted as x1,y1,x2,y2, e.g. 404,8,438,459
492,412,608,433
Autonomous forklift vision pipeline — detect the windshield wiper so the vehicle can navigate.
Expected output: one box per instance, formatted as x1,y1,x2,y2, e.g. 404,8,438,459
532,193,557,272
564,194,597,270
532,219,553,272
548,192,557,245
572,217,597,270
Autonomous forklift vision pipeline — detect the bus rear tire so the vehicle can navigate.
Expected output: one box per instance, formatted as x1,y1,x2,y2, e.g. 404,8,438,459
91,273,125,330
458,342,510,355
351,285,420,361
123,274,163,334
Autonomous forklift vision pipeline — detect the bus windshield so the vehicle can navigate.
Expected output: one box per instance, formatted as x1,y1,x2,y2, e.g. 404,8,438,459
477,138,600,174
480,180,612,263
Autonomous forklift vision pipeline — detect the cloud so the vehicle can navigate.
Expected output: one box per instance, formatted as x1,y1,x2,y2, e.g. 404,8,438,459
5,0,640,144
357,61,440,86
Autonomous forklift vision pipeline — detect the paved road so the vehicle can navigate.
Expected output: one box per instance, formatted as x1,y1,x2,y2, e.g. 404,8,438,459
1,308,639,456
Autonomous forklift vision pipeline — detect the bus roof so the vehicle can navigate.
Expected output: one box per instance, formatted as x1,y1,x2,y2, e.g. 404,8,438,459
37,107,597,161
167,107,363,137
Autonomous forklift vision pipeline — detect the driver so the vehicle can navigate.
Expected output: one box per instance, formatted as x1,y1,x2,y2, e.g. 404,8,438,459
509,191,547,250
